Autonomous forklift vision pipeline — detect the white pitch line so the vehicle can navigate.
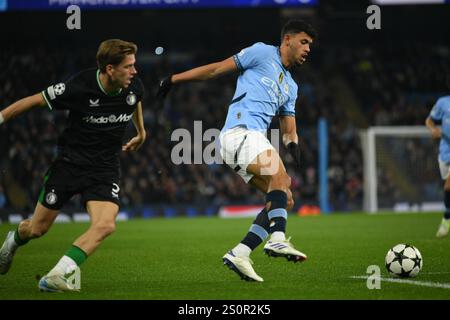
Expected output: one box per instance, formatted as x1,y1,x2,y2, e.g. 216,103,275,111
421,272,450,275
350,275,450,289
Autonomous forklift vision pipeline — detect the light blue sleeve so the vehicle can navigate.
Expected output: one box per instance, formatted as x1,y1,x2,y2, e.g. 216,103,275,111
430,98,444,121
233,42,269,71
278,87,297,116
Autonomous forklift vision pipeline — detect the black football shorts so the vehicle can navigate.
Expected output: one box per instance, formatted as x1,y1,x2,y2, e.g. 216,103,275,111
38,160,120,210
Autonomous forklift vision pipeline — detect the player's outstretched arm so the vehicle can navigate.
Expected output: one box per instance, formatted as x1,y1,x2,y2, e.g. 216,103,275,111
425,117,441,139
279,115,301,167
122,101,146,152
173,56,238,83
156,57,237,99
0,93,47,125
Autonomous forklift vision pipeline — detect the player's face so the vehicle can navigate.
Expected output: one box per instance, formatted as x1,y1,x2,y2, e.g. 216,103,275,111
286,32,313,67
111,54,137,88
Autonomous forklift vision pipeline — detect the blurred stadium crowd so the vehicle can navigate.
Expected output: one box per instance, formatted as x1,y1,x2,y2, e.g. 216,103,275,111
0,6,449,213
0,42,364,212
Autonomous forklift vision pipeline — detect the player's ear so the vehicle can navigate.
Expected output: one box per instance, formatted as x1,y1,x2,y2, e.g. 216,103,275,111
105,64,114,76
284,34,291,47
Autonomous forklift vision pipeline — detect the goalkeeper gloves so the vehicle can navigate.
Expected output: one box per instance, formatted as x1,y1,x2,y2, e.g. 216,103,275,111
287,142,301,167
155,75,173,99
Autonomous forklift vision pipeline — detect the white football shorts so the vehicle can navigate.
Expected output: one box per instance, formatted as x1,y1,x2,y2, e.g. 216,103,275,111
439,159,450,180
219,126,276,183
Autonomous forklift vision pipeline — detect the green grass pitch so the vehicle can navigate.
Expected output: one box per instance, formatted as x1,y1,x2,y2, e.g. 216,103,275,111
0,212,449,300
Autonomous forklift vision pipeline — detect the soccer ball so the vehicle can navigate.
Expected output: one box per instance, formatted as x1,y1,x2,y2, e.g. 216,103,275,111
385,244,423,278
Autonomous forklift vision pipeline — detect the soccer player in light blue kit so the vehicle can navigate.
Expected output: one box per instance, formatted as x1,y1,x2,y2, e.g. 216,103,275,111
156,20,316,281
426,94,450,238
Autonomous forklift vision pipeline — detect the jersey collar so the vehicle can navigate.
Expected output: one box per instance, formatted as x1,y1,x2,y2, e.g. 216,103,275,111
277,47,289,72
96,69,123,96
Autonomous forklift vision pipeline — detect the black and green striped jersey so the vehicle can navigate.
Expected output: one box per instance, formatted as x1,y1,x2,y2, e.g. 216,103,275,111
41,68,145,173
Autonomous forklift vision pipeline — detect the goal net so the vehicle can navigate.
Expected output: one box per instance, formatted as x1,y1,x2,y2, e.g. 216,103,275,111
360,126,443,213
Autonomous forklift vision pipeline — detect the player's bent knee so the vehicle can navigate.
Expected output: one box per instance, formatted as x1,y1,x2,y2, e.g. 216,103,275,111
94,223,116,238
18,219,32,234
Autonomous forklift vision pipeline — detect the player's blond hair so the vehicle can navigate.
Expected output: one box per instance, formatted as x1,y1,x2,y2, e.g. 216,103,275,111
96,39,137,73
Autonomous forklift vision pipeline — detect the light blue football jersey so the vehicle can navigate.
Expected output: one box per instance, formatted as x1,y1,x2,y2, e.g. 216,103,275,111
429,96,450,163
221,42,298,132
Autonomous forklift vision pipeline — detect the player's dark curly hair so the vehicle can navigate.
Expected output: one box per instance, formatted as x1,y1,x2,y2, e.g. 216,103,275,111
281,20,317,42
96,39,137,73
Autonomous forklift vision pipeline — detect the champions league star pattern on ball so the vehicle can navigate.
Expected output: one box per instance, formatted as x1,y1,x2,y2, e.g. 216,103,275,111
385,244,423,278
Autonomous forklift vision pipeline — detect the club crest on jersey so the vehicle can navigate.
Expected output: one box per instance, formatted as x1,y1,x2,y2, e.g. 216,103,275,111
46,190,58,205
126,92,137,106
278,72,284,84
284,83,289,94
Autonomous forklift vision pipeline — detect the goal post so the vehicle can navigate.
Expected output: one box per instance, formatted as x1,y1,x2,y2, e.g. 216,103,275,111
360,126,442,213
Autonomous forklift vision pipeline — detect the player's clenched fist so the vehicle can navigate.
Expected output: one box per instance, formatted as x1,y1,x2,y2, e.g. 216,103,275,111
155,75,173,99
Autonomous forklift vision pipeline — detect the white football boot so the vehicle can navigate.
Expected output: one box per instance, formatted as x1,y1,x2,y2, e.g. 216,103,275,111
0,231,18,275
223,251,263,282
263,237,307,262
38,268,81,293
436,218,449,238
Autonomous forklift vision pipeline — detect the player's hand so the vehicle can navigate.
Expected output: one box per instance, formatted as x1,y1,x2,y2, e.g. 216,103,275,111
122,133,146,152
287,142,301,168
431,127,442,139
155,75,173,99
